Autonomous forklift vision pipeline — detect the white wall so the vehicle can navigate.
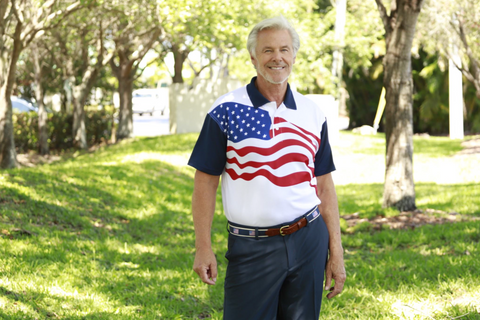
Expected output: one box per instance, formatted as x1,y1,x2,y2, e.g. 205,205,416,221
305,94,339,146
169,78,242,134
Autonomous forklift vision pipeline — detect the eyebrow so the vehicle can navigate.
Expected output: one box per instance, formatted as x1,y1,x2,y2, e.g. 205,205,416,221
261,45,291,50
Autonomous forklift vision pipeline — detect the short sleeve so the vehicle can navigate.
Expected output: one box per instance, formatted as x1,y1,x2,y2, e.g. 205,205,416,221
188,114,227,175
314,120,336,176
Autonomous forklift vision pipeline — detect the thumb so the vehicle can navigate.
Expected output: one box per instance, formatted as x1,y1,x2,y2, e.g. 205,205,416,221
324,268,332,291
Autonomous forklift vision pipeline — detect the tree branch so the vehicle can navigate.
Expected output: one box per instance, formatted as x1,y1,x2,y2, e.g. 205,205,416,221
375,0,390,33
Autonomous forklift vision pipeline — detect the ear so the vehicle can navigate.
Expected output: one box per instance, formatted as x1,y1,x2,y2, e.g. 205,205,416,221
250,54,257,68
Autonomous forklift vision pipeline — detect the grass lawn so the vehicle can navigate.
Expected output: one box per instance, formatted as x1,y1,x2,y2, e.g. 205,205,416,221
1,132,479,319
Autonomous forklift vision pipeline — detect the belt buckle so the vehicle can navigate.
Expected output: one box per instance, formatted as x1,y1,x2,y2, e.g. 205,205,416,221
279,225,289,236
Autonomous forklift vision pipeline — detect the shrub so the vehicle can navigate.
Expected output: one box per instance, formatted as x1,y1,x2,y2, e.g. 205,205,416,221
13,109,114,153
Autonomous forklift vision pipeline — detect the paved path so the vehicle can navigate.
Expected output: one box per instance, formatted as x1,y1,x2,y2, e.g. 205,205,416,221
132,111,170,137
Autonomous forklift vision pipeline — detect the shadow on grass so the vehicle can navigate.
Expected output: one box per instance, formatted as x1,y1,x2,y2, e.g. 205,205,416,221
0,156,225,318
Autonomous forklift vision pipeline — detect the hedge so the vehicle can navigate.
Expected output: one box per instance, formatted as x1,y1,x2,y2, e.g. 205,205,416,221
13,109,114,153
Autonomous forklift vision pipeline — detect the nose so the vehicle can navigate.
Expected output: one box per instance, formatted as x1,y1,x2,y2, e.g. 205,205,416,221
272,50,283,63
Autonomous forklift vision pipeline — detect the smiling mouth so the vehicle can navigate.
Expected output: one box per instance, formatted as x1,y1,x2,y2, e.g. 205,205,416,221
269,66,285,70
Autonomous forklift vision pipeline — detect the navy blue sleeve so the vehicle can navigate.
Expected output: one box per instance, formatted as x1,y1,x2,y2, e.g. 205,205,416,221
188,114,227,176
314,120,336,177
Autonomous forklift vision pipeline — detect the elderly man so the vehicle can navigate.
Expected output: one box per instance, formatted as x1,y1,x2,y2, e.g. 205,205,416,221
188,16,346,320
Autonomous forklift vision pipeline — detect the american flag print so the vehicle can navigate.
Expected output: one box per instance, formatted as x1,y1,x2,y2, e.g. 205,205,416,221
210,102,321,188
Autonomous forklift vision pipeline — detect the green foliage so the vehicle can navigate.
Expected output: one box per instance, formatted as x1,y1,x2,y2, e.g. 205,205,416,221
13,110,113,153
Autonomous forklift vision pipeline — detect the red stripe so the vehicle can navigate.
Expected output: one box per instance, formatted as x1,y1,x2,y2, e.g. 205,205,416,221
275,127,317,153
274,118,321,145
227,139,314,158
225,168,314,187
227,152,310,170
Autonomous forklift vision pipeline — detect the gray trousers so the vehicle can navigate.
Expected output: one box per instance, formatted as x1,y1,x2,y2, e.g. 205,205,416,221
223,214,330,320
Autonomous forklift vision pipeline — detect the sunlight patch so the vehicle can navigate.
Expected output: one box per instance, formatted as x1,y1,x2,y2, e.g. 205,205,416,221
391,293,480,319
119,152,189,167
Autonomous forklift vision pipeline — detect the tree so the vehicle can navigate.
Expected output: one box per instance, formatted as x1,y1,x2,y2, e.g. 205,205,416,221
420,0,480,99
109,0,161,141
31,41,50,154
0,0,81,168
375,0,424,211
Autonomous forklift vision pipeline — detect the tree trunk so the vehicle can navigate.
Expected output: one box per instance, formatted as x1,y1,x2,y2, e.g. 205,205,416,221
377,0,423,211
111,51,135,141
0,24,23,169
32,47,49,155
116,70,134,141
71,57,106,150
172,44,188,84
332,0,347,117
0,84,17,169
72,86,88,149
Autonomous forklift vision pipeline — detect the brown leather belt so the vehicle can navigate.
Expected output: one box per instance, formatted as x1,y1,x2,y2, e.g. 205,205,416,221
228,207,320,238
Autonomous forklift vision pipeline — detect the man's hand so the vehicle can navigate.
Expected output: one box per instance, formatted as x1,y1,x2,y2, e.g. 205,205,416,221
193,247,217,285
324,253,346,299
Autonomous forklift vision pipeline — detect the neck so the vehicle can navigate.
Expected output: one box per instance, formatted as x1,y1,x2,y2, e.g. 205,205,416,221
255,76,288,108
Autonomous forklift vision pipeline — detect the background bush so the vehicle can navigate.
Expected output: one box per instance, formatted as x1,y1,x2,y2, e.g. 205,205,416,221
13,109,114,153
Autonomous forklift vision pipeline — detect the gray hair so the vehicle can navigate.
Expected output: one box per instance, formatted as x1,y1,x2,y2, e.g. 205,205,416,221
247,16,300,58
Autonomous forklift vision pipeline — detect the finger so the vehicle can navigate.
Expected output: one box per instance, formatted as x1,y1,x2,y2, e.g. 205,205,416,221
209,262,218,283
326,276,346,299
199,266,216,285
324,270,333,291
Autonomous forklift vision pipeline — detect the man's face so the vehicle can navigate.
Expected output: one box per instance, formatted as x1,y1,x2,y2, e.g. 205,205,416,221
251,28,296,85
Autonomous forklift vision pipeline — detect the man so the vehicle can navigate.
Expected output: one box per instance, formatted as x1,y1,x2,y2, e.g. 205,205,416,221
188,16,346,319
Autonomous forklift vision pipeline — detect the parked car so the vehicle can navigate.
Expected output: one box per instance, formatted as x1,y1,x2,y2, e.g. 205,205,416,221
132,89,166,116
11,96,38,113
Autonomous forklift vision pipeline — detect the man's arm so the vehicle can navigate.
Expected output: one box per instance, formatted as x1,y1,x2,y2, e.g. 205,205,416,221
316,173,346,299
192,169,221,285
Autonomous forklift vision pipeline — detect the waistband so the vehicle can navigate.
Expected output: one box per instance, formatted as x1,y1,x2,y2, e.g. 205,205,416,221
227,206,320,238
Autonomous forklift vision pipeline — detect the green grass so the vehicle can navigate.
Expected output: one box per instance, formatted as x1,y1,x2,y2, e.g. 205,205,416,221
1,132,479,319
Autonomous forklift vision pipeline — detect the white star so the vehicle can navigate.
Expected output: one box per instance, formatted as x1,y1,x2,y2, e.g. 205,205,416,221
240,128,243,132
242,120,246,123
245,132,248,135
263,134,267,138
237,115,240,119
235,104,238,107
231,120,234,124
261,114,264,117
226,107,229,110
230,130,233,134
220,105,223,108
240,109,244,112
255,110,259,113
251,117,255,121
246,123,250,127
236,125,239,128
234,136,237,139
232,111,235,115
257,131,261,134
257,121,260,124
252,128,255,131
262,124,265,127
246,113,249,117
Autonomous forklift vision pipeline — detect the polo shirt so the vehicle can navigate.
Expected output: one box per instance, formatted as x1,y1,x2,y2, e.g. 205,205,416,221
188,77,335,227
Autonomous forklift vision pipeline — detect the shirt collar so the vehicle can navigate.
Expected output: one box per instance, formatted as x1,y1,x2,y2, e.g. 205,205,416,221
246,77,297,110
